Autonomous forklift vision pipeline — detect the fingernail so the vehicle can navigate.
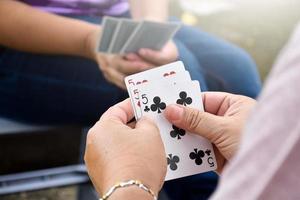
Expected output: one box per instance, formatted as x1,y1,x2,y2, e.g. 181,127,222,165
165,104,184,122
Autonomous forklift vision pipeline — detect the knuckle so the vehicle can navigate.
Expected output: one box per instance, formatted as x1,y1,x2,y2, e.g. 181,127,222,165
86,121,105,144
83,153,88,164
185,109,202,131
86,127,97,144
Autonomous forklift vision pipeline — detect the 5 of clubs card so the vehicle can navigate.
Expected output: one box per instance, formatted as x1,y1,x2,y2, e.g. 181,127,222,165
125,61,217,181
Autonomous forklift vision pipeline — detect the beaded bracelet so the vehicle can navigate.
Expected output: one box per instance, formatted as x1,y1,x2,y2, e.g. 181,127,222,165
99,180,157,200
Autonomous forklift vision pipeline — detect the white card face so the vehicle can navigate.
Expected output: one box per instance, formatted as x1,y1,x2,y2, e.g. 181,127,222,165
120,20,181,54
138,81,217,181
124,61,185,119
98,17,120,53
108,19,139,54
134,71,192,119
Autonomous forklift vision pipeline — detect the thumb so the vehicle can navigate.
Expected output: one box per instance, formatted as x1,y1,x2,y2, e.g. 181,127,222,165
164,104,224,143
135,116,160,135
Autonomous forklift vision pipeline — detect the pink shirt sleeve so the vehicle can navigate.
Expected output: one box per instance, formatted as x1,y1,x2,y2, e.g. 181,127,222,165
210,23,300,200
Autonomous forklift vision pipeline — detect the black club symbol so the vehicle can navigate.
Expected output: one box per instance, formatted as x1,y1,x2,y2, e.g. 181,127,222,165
205,149,211,156
176,91,192,106
144,106,150,112
167,154,180,171
189,149,205,165
170,125,186,140
150,96,166,113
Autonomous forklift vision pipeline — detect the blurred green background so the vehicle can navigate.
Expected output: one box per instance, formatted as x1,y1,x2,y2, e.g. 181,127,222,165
171,0,300,80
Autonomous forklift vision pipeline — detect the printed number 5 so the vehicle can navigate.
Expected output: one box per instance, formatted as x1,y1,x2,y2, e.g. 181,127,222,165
141,94,148,104
128,79,135,86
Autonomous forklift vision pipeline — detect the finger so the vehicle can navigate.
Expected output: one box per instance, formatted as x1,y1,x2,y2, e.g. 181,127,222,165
124,54,154,71
100,98,134,124
117,58,152,74
96,53,109,71
125,53,143,61
104,67,126,89
202,92,234,116
135,116,159,135
104,72,126,89
164,104,224,142
138,48,164,66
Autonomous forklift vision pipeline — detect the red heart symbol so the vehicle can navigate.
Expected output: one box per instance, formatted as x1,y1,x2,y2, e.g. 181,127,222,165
170,71,176,75
163,73,169,77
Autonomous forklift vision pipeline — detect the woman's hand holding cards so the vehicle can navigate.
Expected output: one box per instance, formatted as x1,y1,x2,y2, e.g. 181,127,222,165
93,47,179,90
84,26,132,89
100,40,179,89
90,17,180,89
164,92,257,173
86,30,153,89
94,54,153,89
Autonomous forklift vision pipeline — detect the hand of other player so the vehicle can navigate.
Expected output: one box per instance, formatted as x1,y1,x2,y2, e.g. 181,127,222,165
164,92,256,173
94,53,156,89
87,29,178,89
136,40,179,66
85,28,142,89
84,99,167,197
107,40,179,75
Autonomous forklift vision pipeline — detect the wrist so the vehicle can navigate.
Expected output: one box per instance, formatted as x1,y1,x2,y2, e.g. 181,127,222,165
100,180,157,200
109,185,154,200
82,24,101,60
100,157,162,196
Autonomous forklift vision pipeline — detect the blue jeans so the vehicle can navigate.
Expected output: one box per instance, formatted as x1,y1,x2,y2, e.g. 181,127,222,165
175,25,261,98
0,15,261,199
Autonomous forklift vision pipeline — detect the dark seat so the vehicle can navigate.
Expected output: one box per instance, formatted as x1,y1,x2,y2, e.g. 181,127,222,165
0,117,93,198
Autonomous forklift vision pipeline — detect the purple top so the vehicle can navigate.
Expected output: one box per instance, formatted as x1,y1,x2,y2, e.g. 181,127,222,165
21,0,129,16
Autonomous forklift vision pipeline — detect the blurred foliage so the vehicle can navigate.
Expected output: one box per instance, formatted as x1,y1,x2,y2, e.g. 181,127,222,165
170,0,300,80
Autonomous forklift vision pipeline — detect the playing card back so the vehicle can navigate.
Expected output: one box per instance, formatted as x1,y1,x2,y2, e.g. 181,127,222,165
108,18,139,54
121,21,181,54
98,17,120,53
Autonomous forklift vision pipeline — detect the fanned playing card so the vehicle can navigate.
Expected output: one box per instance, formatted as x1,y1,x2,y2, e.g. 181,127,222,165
98,17,120,53
97,17,180,55
125,61,217,181
124,61,186,119
108,18,139,54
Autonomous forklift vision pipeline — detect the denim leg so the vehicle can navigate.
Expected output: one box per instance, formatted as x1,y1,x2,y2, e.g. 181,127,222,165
0,49,127,124
174,25,262,98
174,39,208,91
